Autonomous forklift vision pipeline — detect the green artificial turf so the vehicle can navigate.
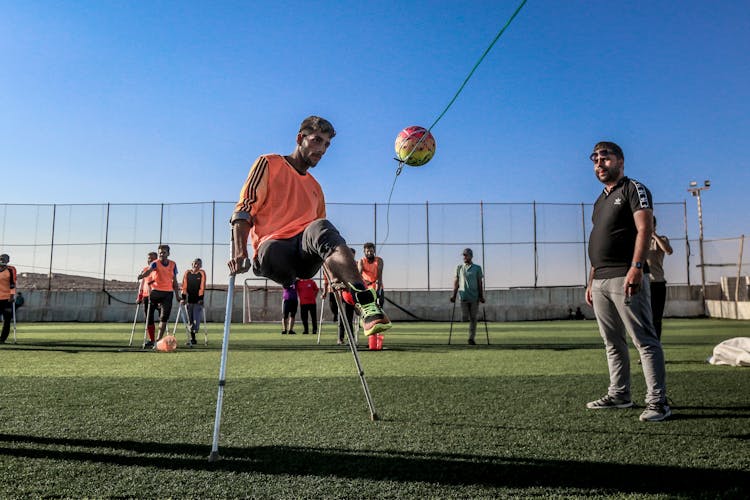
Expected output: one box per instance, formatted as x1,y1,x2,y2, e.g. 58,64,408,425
0,319,748,498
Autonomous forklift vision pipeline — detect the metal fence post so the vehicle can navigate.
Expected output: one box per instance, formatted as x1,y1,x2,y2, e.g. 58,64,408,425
425,201,430,291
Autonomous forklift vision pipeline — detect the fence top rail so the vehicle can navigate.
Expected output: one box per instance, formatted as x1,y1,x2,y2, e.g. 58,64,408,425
2,200,685,208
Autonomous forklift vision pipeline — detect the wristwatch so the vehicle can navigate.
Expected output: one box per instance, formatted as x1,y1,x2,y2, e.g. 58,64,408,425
631,261,643,269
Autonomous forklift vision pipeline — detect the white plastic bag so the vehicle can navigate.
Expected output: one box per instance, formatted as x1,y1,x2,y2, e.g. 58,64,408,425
708,337,750,366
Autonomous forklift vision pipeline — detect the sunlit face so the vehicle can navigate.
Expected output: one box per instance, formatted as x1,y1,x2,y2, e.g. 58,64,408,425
192,259,202,271
462,252,472,264
158,248,169,261
591,148,623,185
147,253,157,264
364,246,376,260
297,131,332,167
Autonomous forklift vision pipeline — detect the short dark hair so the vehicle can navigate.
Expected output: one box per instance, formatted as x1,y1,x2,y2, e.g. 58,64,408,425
593,141,624,160
364,242,375,250
158,244,170,253
299,116,336,139
148,252,158,258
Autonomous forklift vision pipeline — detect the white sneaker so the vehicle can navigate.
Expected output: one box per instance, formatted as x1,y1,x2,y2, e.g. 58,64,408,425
586,395,634,409
639,403,672,422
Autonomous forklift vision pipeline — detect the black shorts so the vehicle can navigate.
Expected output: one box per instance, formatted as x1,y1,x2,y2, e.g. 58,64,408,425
282,298,298,317
149,290,174,322
253,219,347,287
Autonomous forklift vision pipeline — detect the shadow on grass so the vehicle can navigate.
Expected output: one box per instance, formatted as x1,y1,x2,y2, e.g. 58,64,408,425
3,341,604,354
0,433,746,495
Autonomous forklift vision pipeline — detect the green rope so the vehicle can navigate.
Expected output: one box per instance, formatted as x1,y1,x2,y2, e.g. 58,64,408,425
381,0,529,245
427,0,528,133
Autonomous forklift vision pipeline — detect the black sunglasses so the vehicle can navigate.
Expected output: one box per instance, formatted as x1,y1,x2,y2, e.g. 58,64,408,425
589,149,618,162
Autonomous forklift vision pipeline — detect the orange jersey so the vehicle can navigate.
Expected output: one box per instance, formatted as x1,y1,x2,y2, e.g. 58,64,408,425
138,265,154,299
0,267,15,300
235,154,326,254
359,257,382,289
149,259,178,292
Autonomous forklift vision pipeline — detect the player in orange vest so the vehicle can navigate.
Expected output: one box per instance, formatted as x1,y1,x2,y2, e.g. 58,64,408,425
0,254,16,343
358,242,384,308
229,116,390,337
137,252,158,346
139,244,180,345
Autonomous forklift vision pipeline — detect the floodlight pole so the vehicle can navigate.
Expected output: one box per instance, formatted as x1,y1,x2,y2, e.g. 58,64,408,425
687,180,710,307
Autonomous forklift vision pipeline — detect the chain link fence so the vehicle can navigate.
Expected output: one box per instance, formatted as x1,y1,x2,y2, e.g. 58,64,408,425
1,200,724,291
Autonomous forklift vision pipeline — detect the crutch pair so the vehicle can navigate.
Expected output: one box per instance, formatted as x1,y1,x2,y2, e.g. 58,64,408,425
127,299,154,348
448,301,490,345
209,239,378,462
173,302,208,346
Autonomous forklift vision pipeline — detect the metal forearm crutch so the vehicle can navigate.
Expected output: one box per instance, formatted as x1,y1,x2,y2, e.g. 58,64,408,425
128,302,141,346
209,228,247,462
316,295,325,345
482,305,490,345
175,303,193,345
448,299,457,345
12,300,17,344
142,302,152,348
198,304,208,345
323,266,378,421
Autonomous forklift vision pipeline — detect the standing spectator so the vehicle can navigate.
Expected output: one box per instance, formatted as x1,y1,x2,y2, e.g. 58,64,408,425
137,252,158,347
322,274,339,323
585,141,670,422
647,217,673,340
449,248,485,345
358,242,384,307
139,245,180,345
296,278,319,335
180,258,207,345
0,254,16,343
281,283,298,335
227,116,390,338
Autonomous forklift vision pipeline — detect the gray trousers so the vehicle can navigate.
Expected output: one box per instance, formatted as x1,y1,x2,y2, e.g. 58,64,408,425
591,276,667,405
460,301,479,341
186,303,203,333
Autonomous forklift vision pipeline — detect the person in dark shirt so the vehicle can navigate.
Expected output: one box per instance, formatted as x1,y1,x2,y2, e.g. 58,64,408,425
585,141,670,422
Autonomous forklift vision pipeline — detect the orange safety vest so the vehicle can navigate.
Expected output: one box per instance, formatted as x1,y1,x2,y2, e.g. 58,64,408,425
235,154,326,253
149,260,177,292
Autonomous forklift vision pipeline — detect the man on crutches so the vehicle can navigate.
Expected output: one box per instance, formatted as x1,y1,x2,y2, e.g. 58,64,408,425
180,258,207,346
211,117,390,461
139,245,180,345
135,252,158,348
228,116,390,340
0,254,17,344
449,248,485,345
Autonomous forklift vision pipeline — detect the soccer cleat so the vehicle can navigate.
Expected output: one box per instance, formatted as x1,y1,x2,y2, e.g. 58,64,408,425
143,341,155,349
586,395,634,409
352,286,392,336
639,403,672,422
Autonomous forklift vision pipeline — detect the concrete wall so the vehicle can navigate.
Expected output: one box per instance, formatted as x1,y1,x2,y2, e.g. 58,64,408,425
14,285,711,323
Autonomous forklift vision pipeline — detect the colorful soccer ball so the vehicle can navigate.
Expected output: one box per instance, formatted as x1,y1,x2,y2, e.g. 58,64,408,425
394,126,436,166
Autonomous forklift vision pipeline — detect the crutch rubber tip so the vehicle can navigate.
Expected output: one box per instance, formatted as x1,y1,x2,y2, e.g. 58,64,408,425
208,451,221,462
370,413,380,421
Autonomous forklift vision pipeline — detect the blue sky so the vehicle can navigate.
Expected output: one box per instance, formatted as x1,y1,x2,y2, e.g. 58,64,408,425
1,0,748,241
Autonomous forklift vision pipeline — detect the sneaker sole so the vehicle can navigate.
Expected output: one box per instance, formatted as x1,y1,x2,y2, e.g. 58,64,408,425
362,322,392,336
586,402,634,409
639,408,672,422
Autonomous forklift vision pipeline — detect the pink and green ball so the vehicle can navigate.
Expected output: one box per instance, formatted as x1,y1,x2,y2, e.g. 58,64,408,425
394,126,436,166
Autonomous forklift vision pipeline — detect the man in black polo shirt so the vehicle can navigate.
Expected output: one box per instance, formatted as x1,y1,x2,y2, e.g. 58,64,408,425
585,141,670,422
